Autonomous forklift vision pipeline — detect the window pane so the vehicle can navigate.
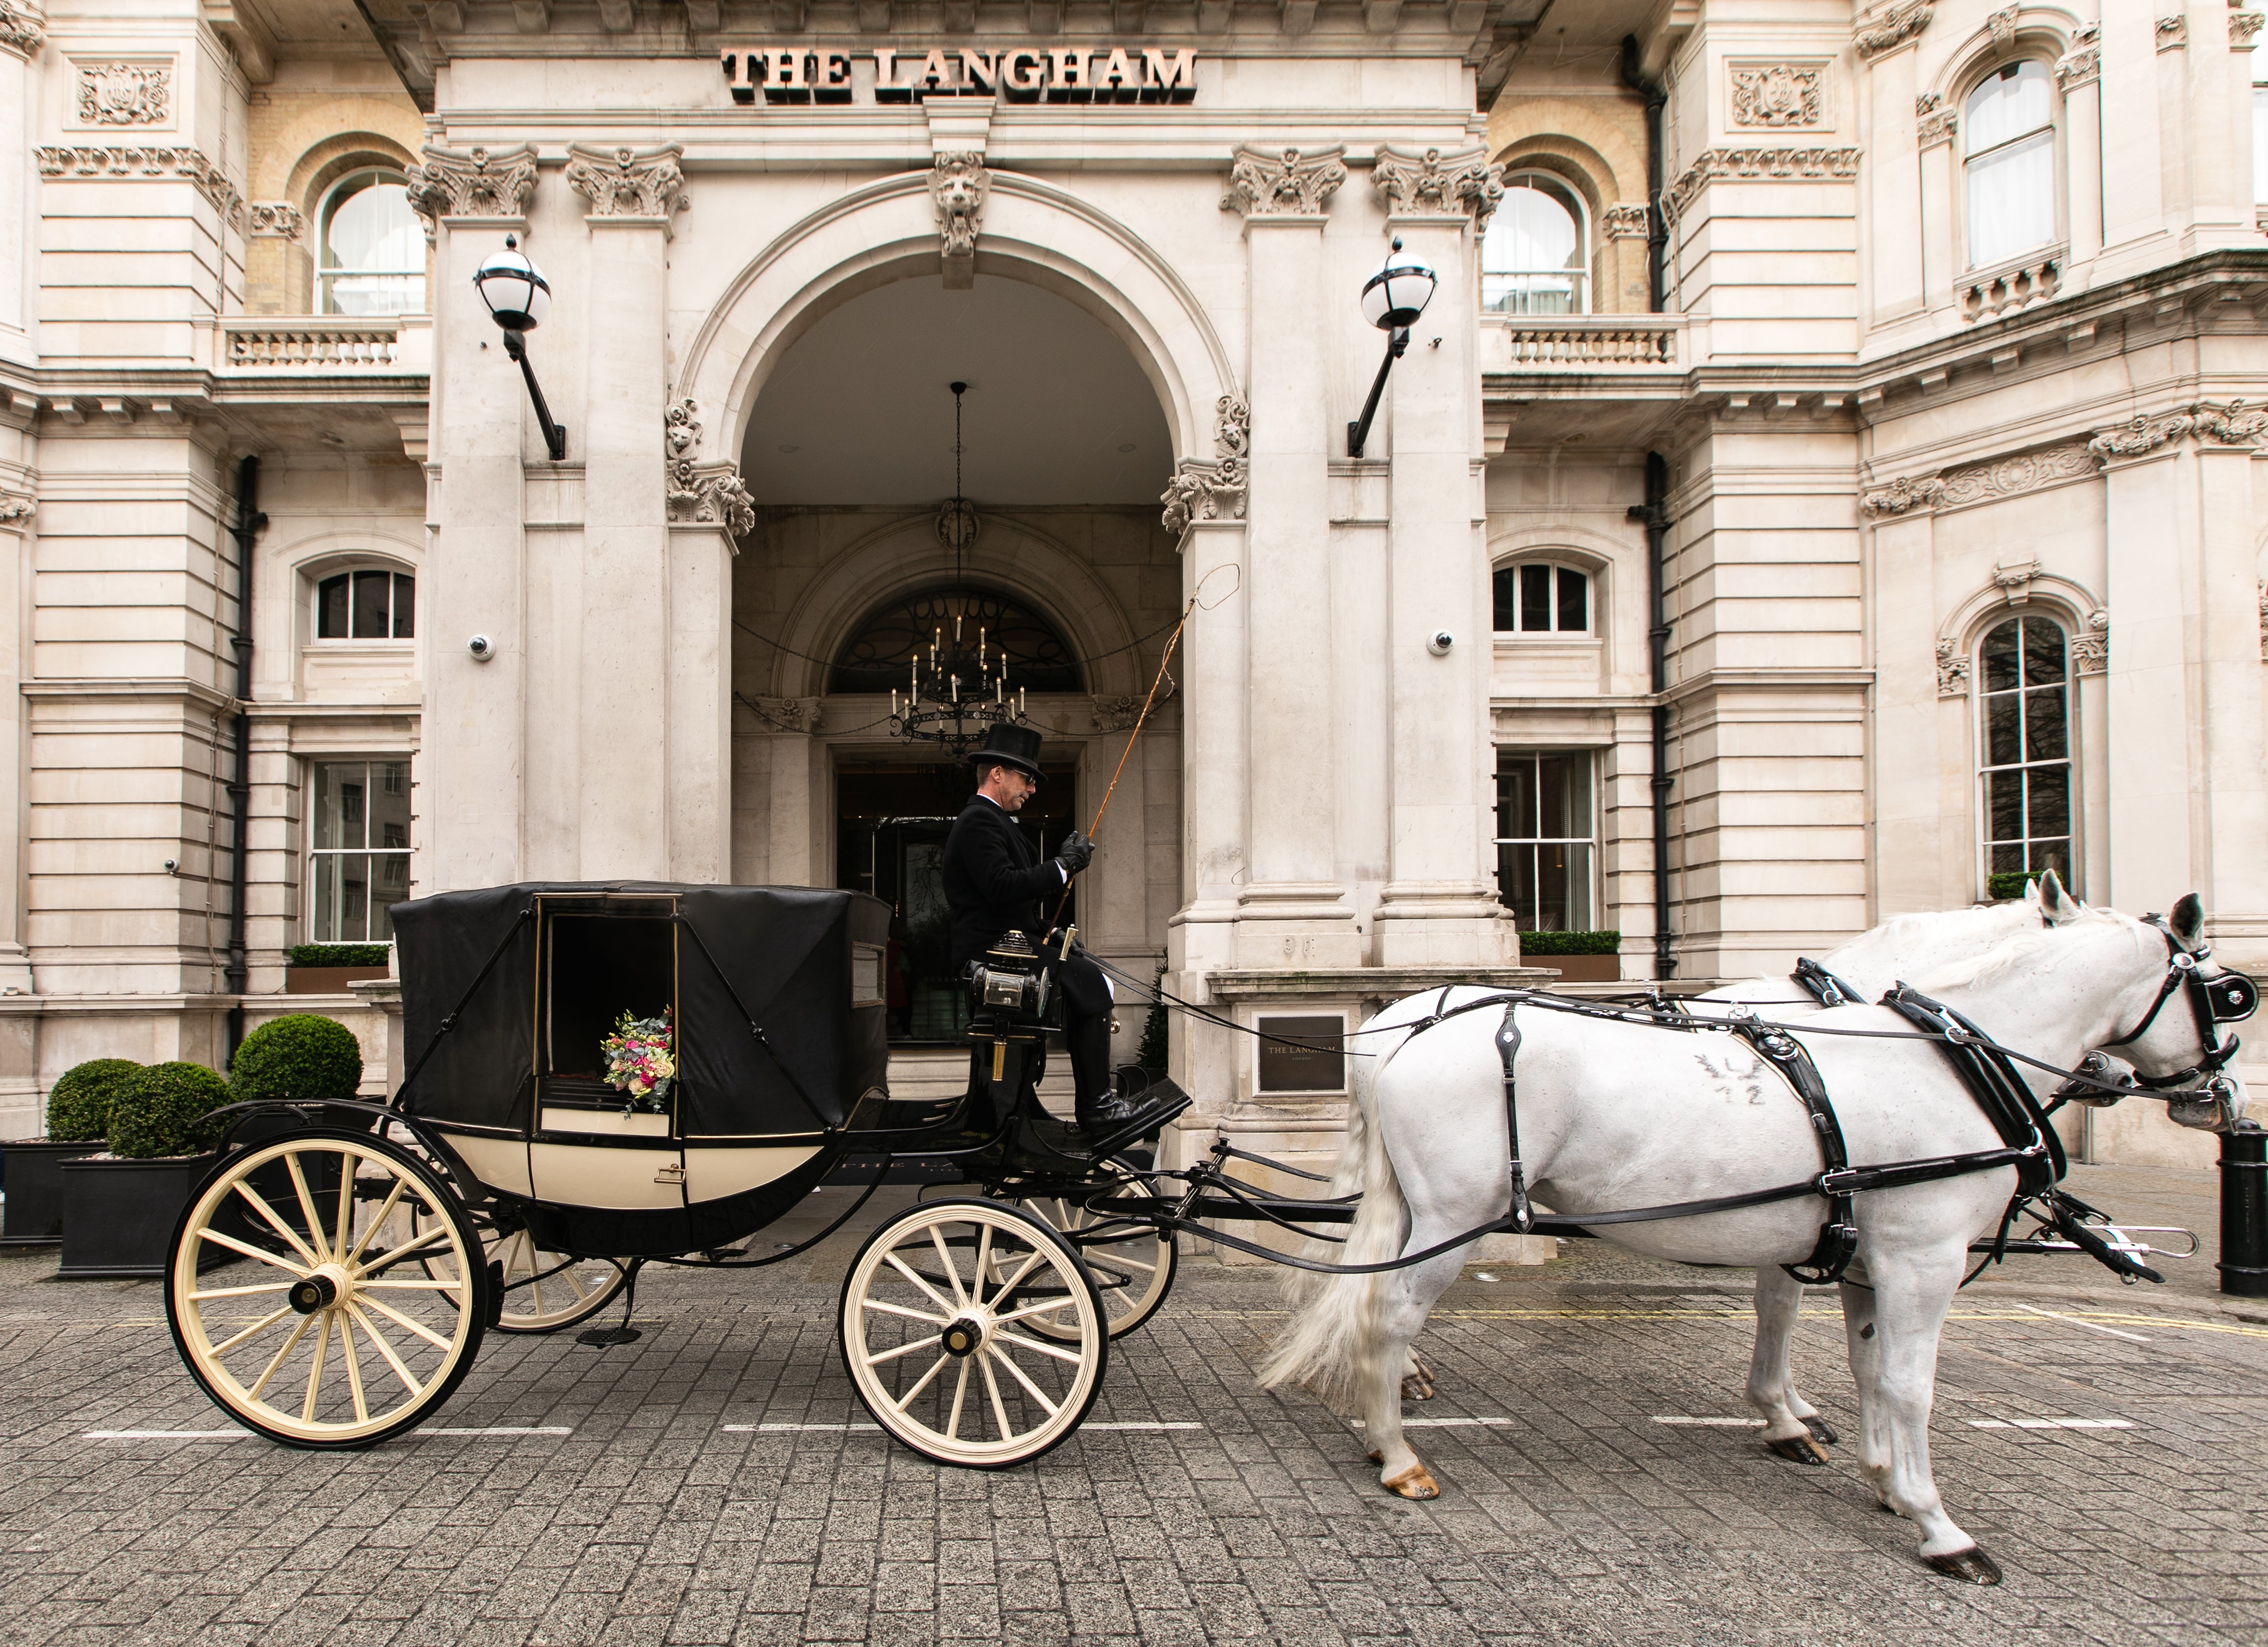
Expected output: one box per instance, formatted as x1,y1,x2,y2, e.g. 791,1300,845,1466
1483,185,1580,276
1966,128,2056,268
1492,567,1517,632
1556,568,1588,632
1981,620,2021,694
325,273,425,318
1499,843,1538,926
1536,752,1592,839
1964,59,2052,153
312,762,366,850
351,570,390,638
325,179,423,274
1498,755,1537,839
1987,768,2025,845
312,851,341,941
2021,616,2065,684
339,854,370,940
2027,762,2069,842
392,574,415,639
1985,693,2022,767
1519,565,1552,631
1558,843,1593,930
372,761,411,852
372,859,405,941
1991,841,2025,873
2023,684,2066,761
2031,838,2072,880
318,574,349,640
1534,844,1576,932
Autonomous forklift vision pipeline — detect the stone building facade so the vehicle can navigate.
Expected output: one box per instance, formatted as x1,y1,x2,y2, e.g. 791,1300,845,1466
0,0,2258,1172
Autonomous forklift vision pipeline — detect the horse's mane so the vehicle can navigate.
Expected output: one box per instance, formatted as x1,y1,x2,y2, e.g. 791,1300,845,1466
1911,905,2126,993
1826,900,2026,964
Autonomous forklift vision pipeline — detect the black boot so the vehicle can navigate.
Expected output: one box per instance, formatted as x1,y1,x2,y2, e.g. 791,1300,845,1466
1069,1015,1134,1133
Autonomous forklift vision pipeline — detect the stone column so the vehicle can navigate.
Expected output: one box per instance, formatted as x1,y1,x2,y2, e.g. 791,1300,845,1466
2056,38,2105,272
567,145,689,881
1369,151,1511,967
1220,144,1360,969
2097,0,2167,266
1869,44,1925,323
2190,410,2268,965
407,145,540,894
1916,107,1956,320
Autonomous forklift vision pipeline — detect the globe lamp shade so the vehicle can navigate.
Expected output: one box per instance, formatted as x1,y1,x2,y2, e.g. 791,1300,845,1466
472,235,551,333
1360,238,1437,332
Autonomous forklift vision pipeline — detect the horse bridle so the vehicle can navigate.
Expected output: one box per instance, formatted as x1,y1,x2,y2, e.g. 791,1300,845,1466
2100,914,2259,1093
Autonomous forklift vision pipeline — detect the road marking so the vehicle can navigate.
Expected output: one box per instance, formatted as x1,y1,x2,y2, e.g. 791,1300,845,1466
1967,1417,2134,1431
84,1429,249,1440
727,1422,880,1432
1651,1416,1766,1427
2012,1303,2151,1343
725,1420,1204,1433
1081,1421,1204,1430
1349,1417,1512,1428
419,1426,572,1436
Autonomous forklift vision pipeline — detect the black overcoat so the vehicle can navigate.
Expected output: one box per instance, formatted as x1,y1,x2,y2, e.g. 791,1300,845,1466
941,796,1061,972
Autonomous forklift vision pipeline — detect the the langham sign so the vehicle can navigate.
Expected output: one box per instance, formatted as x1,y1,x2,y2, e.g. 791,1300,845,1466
720,46,1198,104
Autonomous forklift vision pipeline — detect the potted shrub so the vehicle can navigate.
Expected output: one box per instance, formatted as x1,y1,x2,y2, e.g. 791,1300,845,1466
284,942,391,995
1522,929,1623,985
57,1061,231,1279
230,1012,366,1106
0,1059,140,1246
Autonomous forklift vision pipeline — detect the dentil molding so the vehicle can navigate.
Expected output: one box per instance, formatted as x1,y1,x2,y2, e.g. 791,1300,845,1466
565,142,688,219
1220,144,1346,217
1370,145,1502,225
405,143,538,236
929,152,987,288
1661,147,1861,224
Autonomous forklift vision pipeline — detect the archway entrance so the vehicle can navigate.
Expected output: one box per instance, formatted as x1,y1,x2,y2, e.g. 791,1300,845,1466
729,269,1183,1049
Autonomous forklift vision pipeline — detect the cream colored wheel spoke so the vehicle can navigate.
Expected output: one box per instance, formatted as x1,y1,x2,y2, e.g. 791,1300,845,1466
945,1361,970,1440
358,1225,453,1272
883,1252,961,1319
338,1312,369,1424
344,1178,406,1268
299,1313,332,1422
990,1296,1084,1328
892,1351,952,1411
928,1227,971,1309
865,1333,943,1368
199,1224,311,1274
356,1292,454,1350
1009,1164,1178,1344
985,1342,1061,1416
188,1282,294,1301
248,1313,316,1400
991,1328,1085,1366
286,1154,331,1265
346,1302,423,1397
861,1296,949,1326
230,1184,321,1271
210,1306,295,1356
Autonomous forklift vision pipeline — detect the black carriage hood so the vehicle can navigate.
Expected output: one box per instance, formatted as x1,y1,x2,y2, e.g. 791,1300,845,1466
390,881,892,1135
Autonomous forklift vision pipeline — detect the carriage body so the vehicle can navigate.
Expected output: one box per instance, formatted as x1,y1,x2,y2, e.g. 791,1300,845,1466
393,882,894,1259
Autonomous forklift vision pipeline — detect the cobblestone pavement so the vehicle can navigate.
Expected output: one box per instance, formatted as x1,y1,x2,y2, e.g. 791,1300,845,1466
3,1163,2266,1646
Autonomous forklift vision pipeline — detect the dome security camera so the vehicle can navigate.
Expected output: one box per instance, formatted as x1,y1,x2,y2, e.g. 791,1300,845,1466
1427,630,1455,657
468,634,494,662
162,858,178,875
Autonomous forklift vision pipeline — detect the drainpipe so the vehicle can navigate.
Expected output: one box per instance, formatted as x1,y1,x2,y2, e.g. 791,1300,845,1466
223,456,264,1065
1619,34,1667,313
1629,453,1675,981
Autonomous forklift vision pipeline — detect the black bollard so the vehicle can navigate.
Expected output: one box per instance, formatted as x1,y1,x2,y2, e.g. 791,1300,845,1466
2218,1122,2268,1297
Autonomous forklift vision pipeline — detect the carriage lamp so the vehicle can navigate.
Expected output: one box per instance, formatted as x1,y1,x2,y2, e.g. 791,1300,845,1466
472,235,569,462
1347,236,1437,459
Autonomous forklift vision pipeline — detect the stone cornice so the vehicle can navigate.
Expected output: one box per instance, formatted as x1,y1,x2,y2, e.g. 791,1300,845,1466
1862,403,2268,516
36,146,244,227
1660,147,1861,224
1220,143,1346,218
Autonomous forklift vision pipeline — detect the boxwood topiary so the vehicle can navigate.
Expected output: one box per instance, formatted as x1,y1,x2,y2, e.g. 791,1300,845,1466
109,1061,231,1159
229,1013,364,1105
45,1058,142,1143
1516,930,1622,957
286,943,391,968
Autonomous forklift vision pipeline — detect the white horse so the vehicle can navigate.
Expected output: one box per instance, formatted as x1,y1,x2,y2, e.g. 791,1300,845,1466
1261,896,2243,1582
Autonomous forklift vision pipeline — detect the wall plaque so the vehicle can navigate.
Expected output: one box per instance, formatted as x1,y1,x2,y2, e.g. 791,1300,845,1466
1256,1015,1346,1094
722,46,1196,104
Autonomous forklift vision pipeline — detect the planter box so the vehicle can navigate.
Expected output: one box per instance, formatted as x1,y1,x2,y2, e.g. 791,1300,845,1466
0,1140,104,1244
57,1153,217,1280
1533,953,1620,984
287,965,391,994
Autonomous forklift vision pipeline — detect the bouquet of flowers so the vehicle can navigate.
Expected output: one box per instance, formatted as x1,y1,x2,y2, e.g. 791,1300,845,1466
601,1007,676,1115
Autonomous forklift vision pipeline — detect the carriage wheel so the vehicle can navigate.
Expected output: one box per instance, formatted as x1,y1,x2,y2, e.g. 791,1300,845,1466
418,1216,626,1335
1007,1157,1177,1341
839,1198,1107,1469
166,1128,491,1448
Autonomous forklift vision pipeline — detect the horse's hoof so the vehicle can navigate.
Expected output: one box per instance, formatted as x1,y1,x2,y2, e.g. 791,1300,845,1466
1766,1433,1831,1467
1382,1464,1439,1499
1401,1374,1436,1401
1922,1546,2003,1586
1802,1414,1840,1446
1366,1448,1383,1465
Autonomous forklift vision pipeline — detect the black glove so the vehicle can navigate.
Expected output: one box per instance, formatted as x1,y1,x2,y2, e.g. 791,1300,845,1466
1055,831,1095,875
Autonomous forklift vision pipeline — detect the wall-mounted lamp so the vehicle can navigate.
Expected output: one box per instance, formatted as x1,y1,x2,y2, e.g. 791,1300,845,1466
471,235,569,462
1347,237,1437,460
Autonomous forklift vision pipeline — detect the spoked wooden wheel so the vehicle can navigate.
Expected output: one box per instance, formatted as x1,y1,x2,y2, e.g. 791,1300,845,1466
1008,1156,1177,1341
166,1129,492,1448
419,1217,625,1334
839,1198,1107,1469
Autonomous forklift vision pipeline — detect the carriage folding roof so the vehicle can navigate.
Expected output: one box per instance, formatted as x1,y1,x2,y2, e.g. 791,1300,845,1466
391,882,892,1137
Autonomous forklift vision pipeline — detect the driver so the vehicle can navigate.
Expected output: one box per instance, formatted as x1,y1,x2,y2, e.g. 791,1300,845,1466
943,723,1134,1135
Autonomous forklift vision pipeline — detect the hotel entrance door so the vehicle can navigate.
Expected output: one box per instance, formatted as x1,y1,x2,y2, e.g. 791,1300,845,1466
835,760,1079,1044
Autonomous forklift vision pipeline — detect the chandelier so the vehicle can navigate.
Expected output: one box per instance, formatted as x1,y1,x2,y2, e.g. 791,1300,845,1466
889,382,1031,755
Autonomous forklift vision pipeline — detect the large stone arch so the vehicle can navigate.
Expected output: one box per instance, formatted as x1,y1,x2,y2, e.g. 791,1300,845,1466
677,170,1239,470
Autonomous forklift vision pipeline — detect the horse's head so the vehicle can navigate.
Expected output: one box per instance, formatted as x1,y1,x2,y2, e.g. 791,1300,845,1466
2100,894,2255,1132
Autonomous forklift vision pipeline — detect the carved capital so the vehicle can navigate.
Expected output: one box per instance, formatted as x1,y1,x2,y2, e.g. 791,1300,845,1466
2156,13,2186,50
2070,609,2108,675
929,152,989,287
1861,474,1945,517
1935,637,1970,698
247,201,304,239
1917,103,1957,148
2088,409,2196,460
0,0,45,55
1601,202,1651,240
1370,144,1502,225
1159,456,1246,537
405,143,539,236
1854,0,1932,60
747,695,821,734
565,142,688,219
1220,144,1347,217
2192,398,2268,446
2234,12,2265,48
1729,63,1824,129
2054,43,2102,88
77,61,169,125
0,490,32,526
667,459,754,537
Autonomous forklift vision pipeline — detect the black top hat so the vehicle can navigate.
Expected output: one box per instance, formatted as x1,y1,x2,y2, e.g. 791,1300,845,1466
969,722,1043,779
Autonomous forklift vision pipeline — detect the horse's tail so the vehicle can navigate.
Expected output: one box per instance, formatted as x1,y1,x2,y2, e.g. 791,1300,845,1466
1276,1023,1386,1313
1257,1054,1410,1412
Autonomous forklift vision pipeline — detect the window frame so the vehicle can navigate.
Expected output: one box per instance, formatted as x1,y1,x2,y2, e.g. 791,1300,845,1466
2252,49,2268,206
1973,614,2077,899
1959,57,2061,273
305,757,413,946
1491,559,1595,638
310,564,416,644
316,168,427,318
1492,748,1600,933
1480,173,1591,317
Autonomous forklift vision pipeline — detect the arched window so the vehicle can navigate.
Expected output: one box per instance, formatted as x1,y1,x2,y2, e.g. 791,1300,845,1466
2253,51,2268,204
831,587,1083,694
1492,562,1590,634
1481,176,1588,315
315,568,414,640
1978,615,2072,896
1963,60,2057,268
320,170,425,316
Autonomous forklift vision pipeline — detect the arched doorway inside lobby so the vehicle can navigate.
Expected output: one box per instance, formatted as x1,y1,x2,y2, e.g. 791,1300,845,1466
731,271,1183,1047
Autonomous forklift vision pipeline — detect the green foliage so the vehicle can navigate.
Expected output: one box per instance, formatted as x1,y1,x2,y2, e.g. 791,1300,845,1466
286,943,390,968
44,1058,142,1143
1988,870,2043,901
1516,930,1623,956
109,1061,230,1159
229,1013,365,1104
1136,963,1169,1072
